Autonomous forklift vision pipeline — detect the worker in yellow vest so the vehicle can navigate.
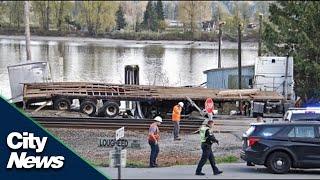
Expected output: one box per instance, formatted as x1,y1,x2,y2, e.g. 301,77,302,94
195,119,223,176
172,102,184,140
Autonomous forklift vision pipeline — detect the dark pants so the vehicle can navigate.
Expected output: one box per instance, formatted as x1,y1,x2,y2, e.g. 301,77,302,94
149,141,159,166
173,121,180,139
196,143,220,174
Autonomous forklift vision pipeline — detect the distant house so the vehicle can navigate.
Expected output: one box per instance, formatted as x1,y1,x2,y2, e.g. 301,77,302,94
247,23,257,29
166,20,184,28
201,20,215,32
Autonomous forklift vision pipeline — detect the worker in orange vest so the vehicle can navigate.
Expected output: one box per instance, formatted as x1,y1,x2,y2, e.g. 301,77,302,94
148,116,162,167
172,102,184,140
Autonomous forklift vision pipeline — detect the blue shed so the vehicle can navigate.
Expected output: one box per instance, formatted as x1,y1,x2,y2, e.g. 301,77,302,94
203,65,254,89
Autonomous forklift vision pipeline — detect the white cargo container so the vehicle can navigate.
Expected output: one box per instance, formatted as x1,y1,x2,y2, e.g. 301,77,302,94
254,56,294,100
7,61,51,103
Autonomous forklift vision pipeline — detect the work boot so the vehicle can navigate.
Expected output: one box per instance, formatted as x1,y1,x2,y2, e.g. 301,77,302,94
174,138,181,141
195,172,205,176
214,171,223,175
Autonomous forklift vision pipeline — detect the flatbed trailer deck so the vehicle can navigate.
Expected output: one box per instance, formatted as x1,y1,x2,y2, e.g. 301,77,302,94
23,82,284,118
23,82,284,102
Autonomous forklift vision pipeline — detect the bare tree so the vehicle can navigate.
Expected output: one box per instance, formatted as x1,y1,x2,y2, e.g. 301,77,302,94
178,1,211,34
120,1,147,31
24,1,31,61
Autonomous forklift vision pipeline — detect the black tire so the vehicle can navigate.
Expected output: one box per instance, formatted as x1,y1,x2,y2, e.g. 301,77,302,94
266,152,291,174
80,100,97,116
53,97,71,111
100,102,119,118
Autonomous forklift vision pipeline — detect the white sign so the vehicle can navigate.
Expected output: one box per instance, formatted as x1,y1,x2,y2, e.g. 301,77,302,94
109,149,127,167
116,127,124,141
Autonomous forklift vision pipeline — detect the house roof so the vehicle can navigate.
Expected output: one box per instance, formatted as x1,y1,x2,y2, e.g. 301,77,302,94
203,65,255,74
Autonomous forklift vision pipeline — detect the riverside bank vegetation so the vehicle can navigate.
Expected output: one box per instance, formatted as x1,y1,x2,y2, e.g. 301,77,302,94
0,1,269,42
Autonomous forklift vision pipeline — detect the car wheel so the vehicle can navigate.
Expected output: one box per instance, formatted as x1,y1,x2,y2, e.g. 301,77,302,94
266,152,291,174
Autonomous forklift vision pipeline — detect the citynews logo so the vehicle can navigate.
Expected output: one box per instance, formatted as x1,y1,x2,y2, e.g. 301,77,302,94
6,132,65,169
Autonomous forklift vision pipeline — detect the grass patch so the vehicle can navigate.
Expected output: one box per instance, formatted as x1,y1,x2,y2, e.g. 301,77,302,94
125,155,239,168
216,155,239,164
87,159,109,167
83,155,239,168
0,26,258,42
88,159,148,168
126,160,149,168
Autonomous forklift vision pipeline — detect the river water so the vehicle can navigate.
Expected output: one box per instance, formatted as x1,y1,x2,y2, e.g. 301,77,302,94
0,36,258,99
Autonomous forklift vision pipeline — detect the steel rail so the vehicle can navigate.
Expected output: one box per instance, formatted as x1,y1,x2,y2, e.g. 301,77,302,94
31,116,247,133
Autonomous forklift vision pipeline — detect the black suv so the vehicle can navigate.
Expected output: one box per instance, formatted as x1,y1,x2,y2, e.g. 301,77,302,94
240,122,320,174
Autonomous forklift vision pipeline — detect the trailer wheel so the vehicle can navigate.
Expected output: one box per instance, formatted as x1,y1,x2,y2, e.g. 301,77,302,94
53,97,71,111
101,102,119,118
80,100,97,116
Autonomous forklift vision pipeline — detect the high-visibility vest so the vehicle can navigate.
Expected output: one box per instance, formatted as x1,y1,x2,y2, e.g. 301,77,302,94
200,126,210,143
172,105,182,122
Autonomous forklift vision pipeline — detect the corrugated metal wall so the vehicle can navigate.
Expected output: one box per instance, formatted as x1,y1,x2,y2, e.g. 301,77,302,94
204,66,254,89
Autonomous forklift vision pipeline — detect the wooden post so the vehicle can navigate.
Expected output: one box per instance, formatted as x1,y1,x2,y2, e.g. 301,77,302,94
46,0,50,31
218,21,225,69
238,23,242,89
258,13,263,57
284,55,289,101
238,23,242,115
218,25,222,68
24,1,31,61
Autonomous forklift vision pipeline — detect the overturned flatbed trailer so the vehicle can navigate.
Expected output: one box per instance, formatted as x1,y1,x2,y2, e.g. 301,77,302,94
23,82,284,118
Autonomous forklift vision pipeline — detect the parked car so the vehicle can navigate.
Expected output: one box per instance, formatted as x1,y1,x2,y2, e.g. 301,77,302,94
240,122,320,174
284,107,320,121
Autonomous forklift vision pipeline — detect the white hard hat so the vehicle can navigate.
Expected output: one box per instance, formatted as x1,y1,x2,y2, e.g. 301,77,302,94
178,102,184,107
154,116,162,123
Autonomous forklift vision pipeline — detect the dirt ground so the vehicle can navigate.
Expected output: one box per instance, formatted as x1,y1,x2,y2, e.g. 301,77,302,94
27,110,259,167
47,128,244,167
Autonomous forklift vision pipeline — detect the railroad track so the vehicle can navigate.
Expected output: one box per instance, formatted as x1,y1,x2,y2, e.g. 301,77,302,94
31,116,250,133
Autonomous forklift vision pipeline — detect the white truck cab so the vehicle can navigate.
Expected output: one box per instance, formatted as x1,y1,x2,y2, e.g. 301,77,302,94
284,107,320,122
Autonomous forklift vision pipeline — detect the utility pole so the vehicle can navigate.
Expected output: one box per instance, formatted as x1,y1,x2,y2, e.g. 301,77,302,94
237,22,243,115
24,1,31,61
238,23,242,89
284,54,289,101
284,45,294,101
46,0,50,31
258,13,263,56
218,21,225,68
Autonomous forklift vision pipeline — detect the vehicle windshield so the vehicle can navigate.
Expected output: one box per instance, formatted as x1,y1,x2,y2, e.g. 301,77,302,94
291,112,320,121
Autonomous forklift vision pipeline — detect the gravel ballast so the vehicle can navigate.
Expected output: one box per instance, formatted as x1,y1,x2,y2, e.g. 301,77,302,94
48,127,244,167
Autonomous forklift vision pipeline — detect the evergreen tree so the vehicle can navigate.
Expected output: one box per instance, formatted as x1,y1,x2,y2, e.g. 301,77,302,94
155,0,164,21
116,5,127,30
142,1,157,31
264,1,320,98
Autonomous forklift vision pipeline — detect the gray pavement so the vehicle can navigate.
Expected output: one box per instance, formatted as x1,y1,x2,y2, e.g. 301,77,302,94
97,163,320,179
